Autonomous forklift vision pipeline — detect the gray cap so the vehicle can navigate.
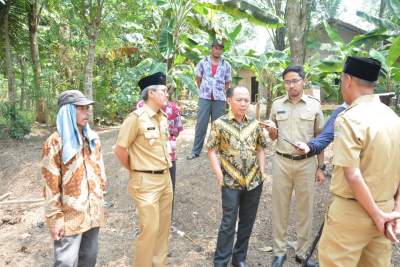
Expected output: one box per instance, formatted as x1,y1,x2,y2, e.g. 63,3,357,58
58,90,95,108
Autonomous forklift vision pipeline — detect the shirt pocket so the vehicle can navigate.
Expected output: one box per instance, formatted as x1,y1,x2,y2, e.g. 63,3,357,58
276,112,289,130
299,112,315,136
144,129,160,146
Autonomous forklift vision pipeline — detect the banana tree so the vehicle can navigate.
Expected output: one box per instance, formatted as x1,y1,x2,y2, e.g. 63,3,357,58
247,50,289,118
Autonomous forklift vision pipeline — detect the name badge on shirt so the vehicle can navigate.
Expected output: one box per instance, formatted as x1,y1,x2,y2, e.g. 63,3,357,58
147,127,156,130
277,110,286,114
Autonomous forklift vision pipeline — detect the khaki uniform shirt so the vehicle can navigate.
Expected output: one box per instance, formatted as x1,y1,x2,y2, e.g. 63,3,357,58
270,94,324,154
116,104,171,172
331,95,400,202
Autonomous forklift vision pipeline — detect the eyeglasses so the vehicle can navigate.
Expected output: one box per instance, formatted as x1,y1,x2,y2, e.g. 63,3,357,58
155,88,168,95
283,78,303,86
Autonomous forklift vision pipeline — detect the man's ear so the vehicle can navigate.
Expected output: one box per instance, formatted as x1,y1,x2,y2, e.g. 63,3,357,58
227,97,232,106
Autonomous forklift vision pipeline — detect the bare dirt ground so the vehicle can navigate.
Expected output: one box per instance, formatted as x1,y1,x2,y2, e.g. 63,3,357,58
1,121,399,267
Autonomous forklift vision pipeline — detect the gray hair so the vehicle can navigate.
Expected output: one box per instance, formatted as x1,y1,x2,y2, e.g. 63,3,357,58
141,85,158,100
352,76,377,88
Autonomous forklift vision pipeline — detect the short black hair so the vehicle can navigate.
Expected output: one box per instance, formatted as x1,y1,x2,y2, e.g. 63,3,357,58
226,87,234,98
282,65,305,79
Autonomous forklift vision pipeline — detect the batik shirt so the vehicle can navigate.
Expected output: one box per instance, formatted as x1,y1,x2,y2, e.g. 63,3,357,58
206,112,268,190
137,100,183,161
42,132,106,236
196,56,232,101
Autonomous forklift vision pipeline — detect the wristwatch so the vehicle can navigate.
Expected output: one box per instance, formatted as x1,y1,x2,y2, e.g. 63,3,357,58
318,163,326,171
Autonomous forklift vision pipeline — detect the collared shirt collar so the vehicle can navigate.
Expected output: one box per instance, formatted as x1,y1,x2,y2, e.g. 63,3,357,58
228,110,248,122
205,55,224,65
349,94,379,108
144,103,164,118
282,92,308,103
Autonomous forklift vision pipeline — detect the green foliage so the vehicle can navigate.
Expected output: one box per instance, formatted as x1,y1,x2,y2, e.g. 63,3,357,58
0,101,32,139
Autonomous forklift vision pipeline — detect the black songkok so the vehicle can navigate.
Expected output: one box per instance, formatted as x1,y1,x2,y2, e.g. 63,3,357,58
343,56,381,82
138,72,166,91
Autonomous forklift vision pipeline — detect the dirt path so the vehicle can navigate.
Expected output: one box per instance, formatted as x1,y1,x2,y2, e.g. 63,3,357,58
0,125,399,266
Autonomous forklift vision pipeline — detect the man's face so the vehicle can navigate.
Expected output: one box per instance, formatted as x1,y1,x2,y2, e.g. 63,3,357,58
228,87,250,118
211,45,223,58
150,85,169,108
283,71,304,98
76,105,90,128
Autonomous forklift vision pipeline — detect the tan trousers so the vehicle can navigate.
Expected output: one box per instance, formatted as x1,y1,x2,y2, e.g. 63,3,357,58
272,154,317,257
128,171,173,267
318,196,393,267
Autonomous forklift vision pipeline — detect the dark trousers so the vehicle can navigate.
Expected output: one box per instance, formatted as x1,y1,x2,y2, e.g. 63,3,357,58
214,183,263,267
169,160,176,217
191,98,225,155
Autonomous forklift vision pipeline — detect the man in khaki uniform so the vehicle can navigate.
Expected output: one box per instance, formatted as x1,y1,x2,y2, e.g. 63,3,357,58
263,65,325,267
114,72,173,267
318,56,400,267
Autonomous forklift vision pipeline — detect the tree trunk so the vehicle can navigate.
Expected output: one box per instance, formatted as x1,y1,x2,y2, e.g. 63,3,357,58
2,0,16,124
274,0,286,51
18,56,28,110
379,0,386,18
28,1,45,123
286,0,312,65
78,0,104,125
83,32,98,124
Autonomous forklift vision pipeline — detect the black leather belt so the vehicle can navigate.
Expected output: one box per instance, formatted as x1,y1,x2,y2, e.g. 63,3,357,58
276,151,312,160
134,169,167,174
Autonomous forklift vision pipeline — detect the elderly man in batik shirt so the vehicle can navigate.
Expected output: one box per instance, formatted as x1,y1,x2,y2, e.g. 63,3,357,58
207,86,268,267
42,90,106,267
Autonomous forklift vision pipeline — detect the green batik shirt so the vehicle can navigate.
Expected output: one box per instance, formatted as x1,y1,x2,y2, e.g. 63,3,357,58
206,111,268,190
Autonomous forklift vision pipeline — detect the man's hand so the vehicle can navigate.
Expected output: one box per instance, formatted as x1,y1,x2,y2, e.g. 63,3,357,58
293,142,310,155
315,168,325,185
50,219,65,240
372,210,400,237
260,120,276,131
385,218,400,243
260,120,278,140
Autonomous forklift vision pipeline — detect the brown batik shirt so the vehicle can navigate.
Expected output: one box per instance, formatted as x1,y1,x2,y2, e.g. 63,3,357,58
206,112,268,190
41,132,106,236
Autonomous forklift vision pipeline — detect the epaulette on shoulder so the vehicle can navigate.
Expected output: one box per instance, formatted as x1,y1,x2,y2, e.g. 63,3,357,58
132,108,145,116
307,95,321,102
272,95,285,101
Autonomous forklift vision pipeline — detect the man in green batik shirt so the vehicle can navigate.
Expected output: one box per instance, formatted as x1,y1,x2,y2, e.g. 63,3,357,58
207,86,268,267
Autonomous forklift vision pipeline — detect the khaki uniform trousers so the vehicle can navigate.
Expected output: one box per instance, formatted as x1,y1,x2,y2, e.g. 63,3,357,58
128,171,173,267
272,154,317,257
318,196,393,267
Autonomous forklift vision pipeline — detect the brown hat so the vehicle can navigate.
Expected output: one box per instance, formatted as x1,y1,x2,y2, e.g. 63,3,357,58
343,56,381,82
58,90,95,108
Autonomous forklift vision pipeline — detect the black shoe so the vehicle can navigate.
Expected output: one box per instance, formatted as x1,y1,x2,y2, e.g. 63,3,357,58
272,255,286,267
295,255,318,267
232,261,248,267
186,153,199,160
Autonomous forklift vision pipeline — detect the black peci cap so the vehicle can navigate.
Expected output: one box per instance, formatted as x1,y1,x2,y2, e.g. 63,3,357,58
138,72,166,92
343,56,381,82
